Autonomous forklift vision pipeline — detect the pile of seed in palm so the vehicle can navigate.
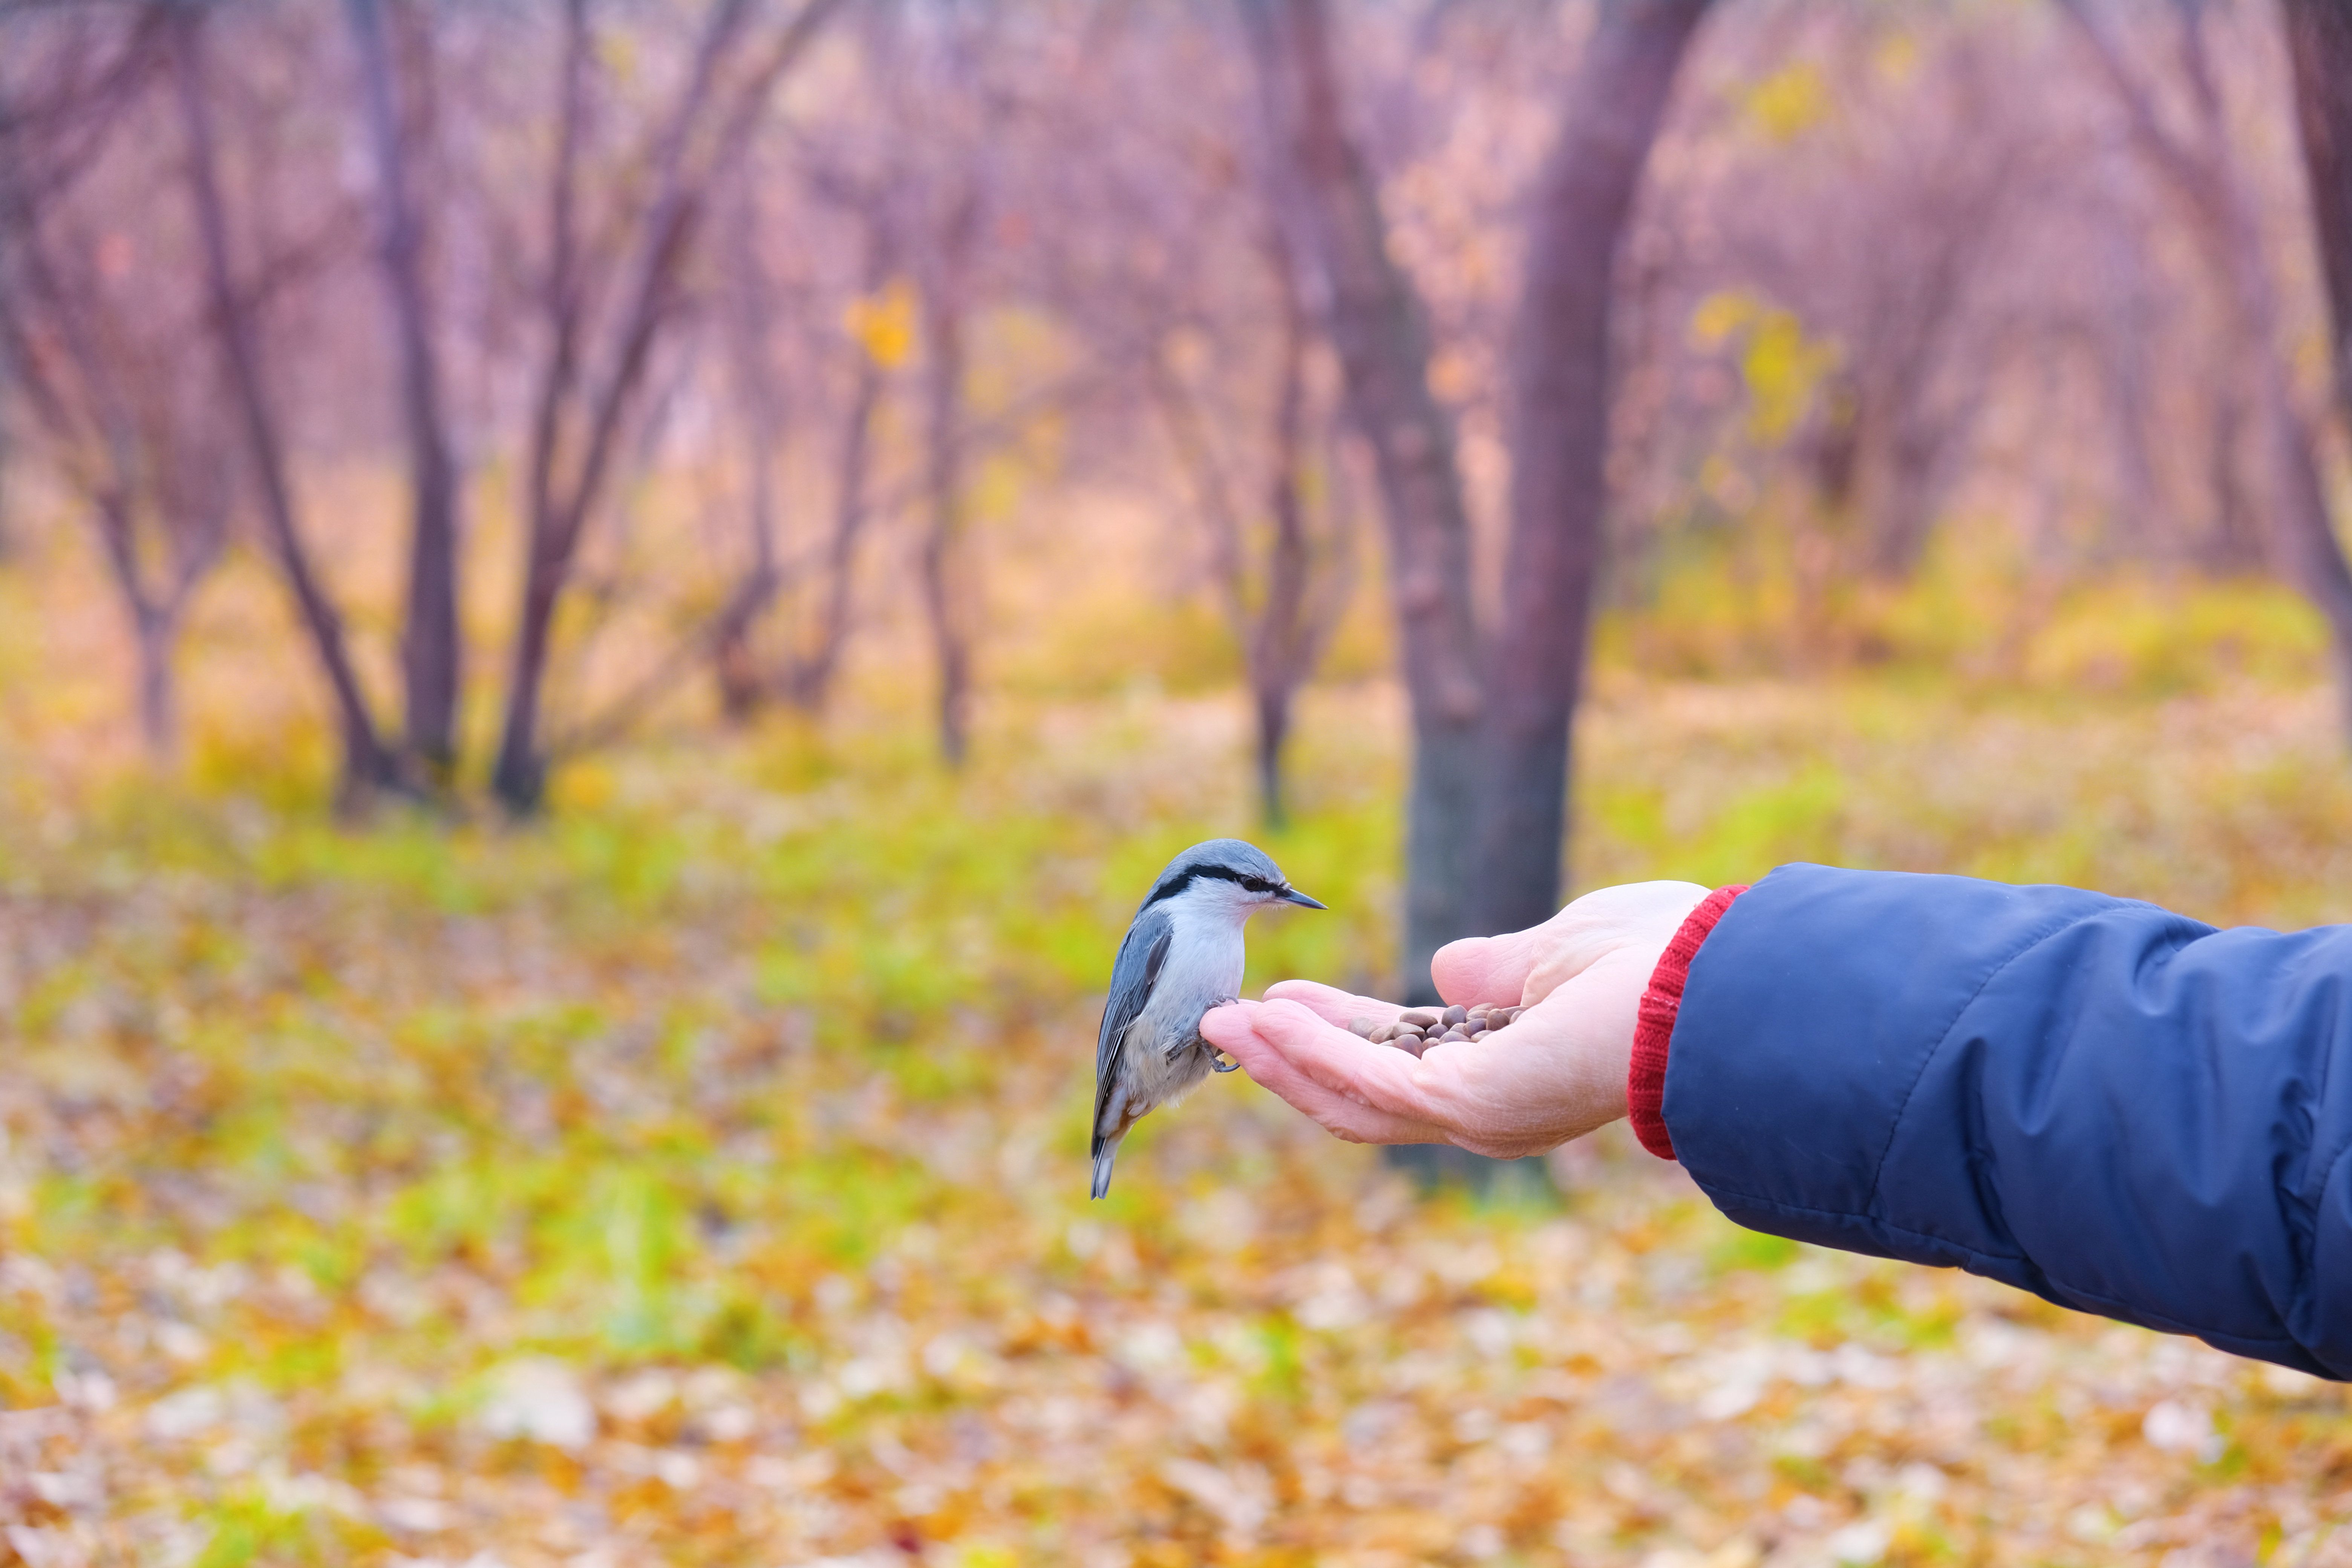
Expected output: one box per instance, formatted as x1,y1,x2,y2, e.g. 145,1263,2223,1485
1346,1002,1522,1058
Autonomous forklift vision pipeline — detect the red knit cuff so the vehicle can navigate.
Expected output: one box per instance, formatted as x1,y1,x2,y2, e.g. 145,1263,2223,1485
1627,885,1747,1161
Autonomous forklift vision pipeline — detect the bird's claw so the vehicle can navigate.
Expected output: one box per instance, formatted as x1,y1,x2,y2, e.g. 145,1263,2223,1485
1206,997,1244,1070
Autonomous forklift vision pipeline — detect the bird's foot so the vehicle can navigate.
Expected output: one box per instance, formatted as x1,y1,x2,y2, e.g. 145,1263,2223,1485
1204,999,1243,1070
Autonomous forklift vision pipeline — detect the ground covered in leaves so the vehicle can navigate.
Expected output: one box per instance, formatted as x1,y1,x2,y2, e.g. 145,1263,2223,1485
8,674,2352,1568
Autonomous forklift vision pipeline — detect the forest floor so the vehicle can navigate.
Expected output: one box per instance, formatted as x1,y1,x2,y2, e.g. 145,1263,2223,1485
7,669,2352,1568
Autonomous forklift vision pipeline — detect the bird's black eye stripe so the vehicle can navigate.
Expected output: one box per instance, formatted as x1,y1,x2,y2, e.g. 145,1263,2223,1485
1142,864,1280,908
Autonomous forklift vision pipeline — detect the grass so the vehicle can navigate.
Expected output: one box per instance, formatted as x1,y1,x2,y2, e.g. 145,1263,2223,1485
6,567,2352,1565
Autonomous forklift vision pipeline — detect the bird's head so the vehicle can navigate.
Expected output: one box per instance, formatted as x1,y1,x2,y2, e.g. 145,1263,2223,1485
1137,838,1326,924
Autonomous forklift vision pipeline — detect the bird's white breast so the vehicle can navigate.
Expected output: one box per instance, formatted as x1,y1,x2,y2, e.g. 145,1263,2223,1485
1121,891,1250,1111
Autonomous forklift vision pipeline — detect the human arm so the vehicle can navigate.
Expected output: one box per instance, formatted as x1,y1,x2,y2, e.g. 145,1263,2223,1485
1197,879,1710,1158
1206,863,2352,1378
1670,864,2352,1379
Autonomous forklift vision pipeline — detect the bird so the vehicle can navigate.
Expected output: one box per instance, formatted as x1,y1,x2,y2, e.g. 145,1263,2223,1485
1091,838,1325,1199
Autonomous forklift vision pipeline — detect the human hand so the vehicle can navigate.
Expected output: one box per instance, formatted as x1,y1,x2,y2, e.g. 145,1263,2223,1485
1199,881,1710,1158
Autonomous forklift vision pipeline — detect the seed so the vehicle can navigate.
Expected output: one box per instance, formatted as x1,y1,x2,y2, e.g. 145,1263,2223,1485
1468,1027,1488,1041
1441,1027,1469,1044
1442,1004,1468,1027
1350,1017,1376,1038
1369,1023,1397,1043
1400,1009,1438,1029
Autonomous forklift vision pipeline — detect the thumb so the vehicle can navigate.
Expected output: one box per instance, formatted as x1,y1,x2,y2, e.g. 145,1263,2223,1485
1430,928,1549,1008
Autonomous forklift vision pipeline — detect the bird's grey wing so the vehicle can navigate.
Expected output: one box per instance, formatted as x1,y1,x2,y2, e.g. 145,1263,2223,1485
1092,908,1173,1150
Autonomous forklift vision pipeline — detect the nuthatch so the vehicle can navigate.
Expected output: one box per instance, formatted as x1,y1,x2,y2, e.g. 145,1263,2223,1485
1090,839,1325,1199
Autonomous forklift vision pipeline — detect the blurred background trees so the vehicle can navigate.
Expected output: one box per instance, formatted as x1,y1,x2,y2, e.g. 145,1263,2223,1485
20,5,2352,1546
4,0,2352,980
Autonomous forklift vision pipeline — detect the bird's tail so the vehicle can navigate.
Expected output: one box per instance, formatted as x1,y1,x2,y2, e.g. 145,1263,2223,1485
1090,1138,1121,1200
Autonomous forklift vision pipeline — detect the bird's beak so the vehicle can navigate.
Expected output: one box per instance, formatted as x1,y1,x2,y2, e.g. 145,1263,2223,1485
1280,887,1326,909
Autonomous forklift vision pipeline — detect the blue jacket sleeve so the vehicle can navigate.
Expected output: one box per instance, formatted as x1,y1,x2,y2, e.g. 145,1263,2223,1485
1665,862,2352,1378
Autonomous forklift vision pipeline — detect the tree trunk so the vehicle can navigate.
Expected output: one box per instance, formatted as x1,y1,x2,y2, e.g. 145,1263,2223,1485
1473,0,1710,937
714,199,784,724
492,553,564,810
919,201,977,768
2254,354,2352,742
1254,689,1294,828
494,0,717,810
493,0,835,811
2066,0,2352,746
133,610,176,758
1240,0,1482,1002
348,0,463,784
2205,381,2265,572
86,486,177,759
2203,11,2352,745
0,324,11,565
1252,242,1314,830
171,3,394,806
711,461,778,723
792,348,880,711
492,0,591,815
2286,0,2352,419
2283,0,2352,738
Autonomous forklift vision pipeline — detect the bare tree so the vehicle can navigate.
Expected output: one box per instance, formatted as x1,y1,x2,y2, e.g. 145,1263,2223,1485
709,176,792,725
170,2,398,804
1240,0,1484,1000
1151,227,1358,828
1474,0,1712,939
2063,0,2352,744
490,0,843,812
0,10,232,754
710,174,890,721
1639,10,2085,596
792,217,890,712
917,182,980,767
346,0,461,786
2285,0,2352,422
874,6,1010,770
0,214,231,753
1245,0,1709,972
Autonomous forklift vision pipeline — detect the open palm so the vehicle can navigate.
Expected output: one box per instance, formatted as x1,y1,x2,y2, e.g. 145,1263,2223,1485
1200,881,1709,1159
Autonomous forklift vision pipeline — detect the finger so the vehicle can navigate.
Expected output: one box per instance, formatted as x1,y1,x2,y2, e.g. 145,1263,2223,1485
1517,880,1712,1006
1260,979,1405,1031
1430,931,1547,1011
1206,1001,1454,1145
1410,948,1654,1154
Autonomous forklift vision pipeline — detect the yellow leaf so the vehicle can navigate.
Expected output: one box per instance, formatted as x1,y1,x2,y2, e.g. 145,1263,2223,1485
1740,307,1839,444
597,32,637,85
845,279,918,370
1692,291,1840,446
1744,60,1831,143
1690,288,1763,349
1873,30,1922,84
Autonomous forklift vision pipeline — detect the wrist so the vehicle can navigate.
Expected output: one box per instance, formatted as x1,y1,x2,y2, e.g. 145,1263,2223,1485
1628,884,1748,1160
